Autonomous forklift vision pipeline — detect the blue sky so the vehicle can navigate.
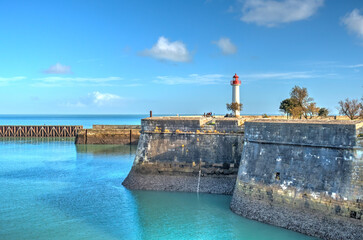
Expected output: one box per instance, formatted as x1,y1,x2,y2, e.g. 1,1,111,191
0,0,362,115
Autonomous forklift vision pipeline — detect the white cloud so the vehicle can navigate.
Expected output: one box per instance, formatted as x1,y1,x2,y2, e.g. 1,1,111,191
0,76,26,82
153,74,225,85
342,9,363,39
141,36,191,62
213,38,237,55
34,76,122,87
240,0,324,27
44,63,72,74
0,76,26,86
153,71,321,85
92,91,122,105
343,63,363,68
61,91,123,108
241,72,318,80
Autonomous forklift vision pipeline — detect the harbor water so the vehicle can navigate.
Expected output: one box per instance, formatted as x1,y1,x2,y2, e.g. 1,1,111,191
0,115,317,240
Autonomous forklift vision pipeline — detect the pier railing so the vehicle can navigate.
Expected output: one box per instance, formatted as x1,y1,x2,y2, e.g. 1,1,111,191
0,126,83,138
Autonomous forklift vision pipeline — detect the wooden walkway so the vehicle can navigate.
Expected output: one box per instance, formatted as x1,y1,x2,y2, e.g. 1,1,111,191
0,126,83,138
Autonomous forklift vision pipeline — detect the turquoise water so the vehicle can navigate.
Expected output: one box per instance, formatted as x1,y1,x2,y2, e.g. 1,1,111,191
0,139,317,240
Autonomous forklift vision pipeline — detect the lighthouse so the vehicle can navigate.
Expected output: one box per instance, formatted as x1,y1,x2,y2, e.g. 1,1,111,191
230,73,241,116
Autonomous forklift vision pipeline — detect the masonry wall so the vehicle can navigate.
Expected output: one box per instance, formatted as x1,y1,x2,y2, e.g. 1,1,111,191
123,118,244,194
141,117,206,132
92,125,141,130
75,126,140,145
231,121,363,240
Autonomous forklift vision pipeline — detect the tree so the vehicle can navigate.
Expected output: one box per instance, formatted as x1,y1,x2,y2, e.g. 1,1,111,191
290,86,314,107
305,102,320,119
290,86,315,119
290,106,304,119
279,98,296,118
318,108,329,117
279,86,325,119
226,102,243,116
338,98,362,120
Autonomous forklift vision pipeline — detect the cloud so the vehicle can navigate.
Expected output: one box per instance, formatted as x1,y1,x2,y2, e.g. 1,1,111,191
0,76,26,86
153,71,321,85
343,63,363,68
61,91,123,108
342,9,363,39
0,76,26,82
33,76,122,87
141,36,191,62
44,63,72,74
213,38,237,55
240,0,324,27
153,74,225,85
241,72,318,80
92,91,122,105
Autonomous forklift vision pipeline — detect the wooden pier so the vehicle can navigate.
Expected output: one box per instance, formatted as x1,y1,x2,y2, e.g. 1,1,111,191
0,126,83,138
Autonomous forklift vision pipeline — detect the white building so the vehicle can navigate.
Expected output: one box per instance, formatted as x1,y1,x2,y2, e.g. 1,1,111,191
230,73,241,116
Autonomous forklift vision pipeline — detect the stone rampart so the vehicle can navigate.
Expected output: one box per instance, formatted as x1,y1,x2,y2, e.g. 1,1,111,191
141,117,207,132
231,120,363,240
92,125,141,130
75,126,140,145
122,117,244,194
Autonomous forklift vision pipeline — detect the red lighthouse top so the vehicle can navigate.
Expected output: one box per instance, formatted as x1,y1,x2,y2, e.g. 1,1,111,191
230,73,241,85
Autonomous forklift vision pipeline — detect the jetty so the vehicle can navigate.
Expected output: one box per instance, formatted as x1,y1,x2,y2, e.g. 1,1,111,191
0,124,141,144
0,125,83,138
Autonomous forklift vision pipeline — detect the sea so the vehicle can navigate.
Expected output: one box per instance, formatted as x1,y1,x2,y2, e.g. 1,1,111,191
0,115,317,240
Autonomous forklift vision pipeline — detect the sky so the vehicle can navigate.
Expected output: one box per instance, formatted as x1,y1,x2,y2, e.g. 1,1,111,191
0,0,362,115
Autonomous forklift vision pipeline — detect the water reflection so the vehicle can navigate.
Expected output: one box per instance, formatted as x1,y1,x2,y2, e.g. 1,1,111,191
76,144,137,156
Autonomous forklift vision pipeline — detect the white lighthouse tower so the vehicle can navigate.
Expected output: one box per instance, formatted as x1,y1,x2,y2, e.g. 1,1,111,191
230,73,241,116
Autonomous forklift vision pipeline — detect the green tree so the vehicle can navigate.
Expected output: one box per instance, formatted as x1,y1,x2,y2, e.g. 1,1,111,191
318,108,329,117
279,98,296,119
279,86,322,119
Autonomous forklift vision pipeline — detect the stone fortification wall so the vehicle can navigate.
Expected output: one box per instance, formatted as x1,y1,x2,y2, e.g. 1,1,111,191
75,126,140,145
141,117,207,132
231,120,363,240
93,125,141,130
123,117,244,194
215,119,244,132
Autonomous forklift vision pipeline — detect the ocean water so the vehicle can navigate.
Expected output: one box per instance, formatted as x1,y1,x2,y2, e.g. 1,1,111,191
0,139,317,240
